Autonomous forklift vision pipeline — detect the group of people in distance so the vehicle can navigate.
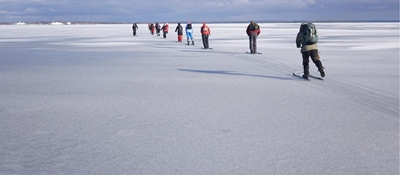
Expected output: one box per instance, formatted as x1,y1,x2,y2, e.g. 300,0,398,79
144,23,170,38
132,20,325,79
132,21,210,49
144,21,211,48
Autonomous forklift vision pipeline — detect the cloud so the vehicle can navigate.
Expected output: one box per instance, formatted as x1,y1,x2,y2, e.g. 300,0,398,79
0,0,397,22
175,0,316,9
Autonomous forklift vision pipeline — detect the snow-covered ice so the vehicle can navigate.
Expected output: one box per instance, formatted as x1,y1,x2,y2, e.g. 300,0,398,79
0,22,398,174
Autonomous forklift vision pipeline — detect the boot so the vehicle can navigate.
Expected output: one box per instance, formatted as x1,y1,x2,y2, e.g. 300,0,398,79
191,39,195,45
318,67,325,78
187,39,190,45
315,60,325,77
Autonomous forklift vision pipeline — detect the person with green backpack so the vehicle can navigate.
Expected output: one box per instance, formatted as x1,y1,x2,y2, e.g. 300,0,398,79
246,20,261,54
296,23,325,79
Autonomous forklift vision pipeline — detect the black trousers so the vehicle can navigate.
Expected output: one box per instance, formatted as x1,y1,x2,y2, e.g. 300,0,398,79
301,49,322,75
202,34,209,48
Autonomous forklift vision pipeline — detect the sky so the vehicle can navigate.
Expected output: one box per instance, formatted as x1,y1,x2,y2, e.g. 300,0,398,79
0,0,399,22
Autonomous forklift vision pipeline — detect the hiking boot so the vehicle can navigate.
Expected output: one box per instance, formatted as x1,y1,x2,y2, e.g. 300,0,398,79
318,67,325,77
314,60,325,77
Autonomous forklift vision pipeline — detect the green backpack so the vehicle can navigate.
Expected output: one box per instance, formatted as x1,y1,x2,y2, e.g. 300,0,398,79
300,23,318,45
249,23,259,31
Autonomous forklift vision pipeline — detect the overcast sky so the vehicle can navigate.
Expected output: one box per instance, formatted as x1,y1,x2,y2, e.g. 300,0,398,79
0,0,398,22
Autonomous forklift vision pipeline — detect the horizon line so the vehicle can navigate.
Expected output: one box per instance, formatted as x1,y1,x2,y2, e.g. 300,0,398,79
3,19,399,25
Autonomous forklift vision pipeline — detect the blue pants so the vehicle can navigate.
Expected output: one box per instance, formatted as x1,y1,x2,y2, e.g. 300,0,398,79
186,29,193,40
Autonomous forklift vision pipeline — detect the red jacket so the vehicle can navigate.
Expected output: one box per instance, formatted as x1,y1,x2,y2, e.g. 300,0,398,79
165,24,169,31
201,23,210,35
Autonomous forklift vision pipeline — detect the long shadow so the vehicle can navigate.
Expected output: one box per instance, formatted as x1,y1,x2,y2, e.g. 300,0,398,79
177,69,294,80
179,49,244,55
179,49,210,53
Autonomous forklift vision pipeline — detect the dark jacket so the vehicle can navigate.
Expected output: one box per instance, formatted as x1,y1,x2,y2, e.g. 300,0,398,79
246,22,260,36
132,23,138,30
175,23,183,35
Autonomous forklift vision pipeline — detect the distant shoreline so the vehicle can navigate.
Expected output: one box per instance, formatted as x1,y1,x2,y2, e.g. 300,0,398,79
2,20,399,25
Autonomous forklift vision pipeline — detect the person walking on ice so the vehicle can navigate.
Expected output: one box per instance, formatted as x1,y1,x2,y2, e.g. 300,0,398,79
246,20,260,54
132,23,138,36
175,23,184,42
296,22,325,79
162,23,169,38
148,23,155,35
155,22,161,37
200,22,211,49
186,21,194,45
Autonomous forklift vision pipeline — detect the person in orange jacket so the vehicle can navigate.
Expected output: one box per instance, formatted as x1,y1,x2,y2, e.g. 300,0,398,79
162,23,169,38
148,23,155,35
165,23,169,32
246,20,261,54
200,22,211,49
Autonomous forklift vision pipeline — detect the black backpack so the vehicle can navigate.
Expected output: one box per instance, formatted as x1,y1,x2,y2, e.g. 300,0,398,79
187,23,192,29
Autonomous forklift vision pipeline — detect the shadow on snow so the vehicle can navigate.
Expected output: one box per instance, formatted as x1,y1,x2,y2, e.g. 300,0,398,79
177,69,295,80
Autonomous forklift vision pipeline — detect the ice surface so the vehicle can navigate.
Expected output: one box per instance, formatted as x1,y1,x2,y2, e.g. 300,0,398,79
0,23,398,174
